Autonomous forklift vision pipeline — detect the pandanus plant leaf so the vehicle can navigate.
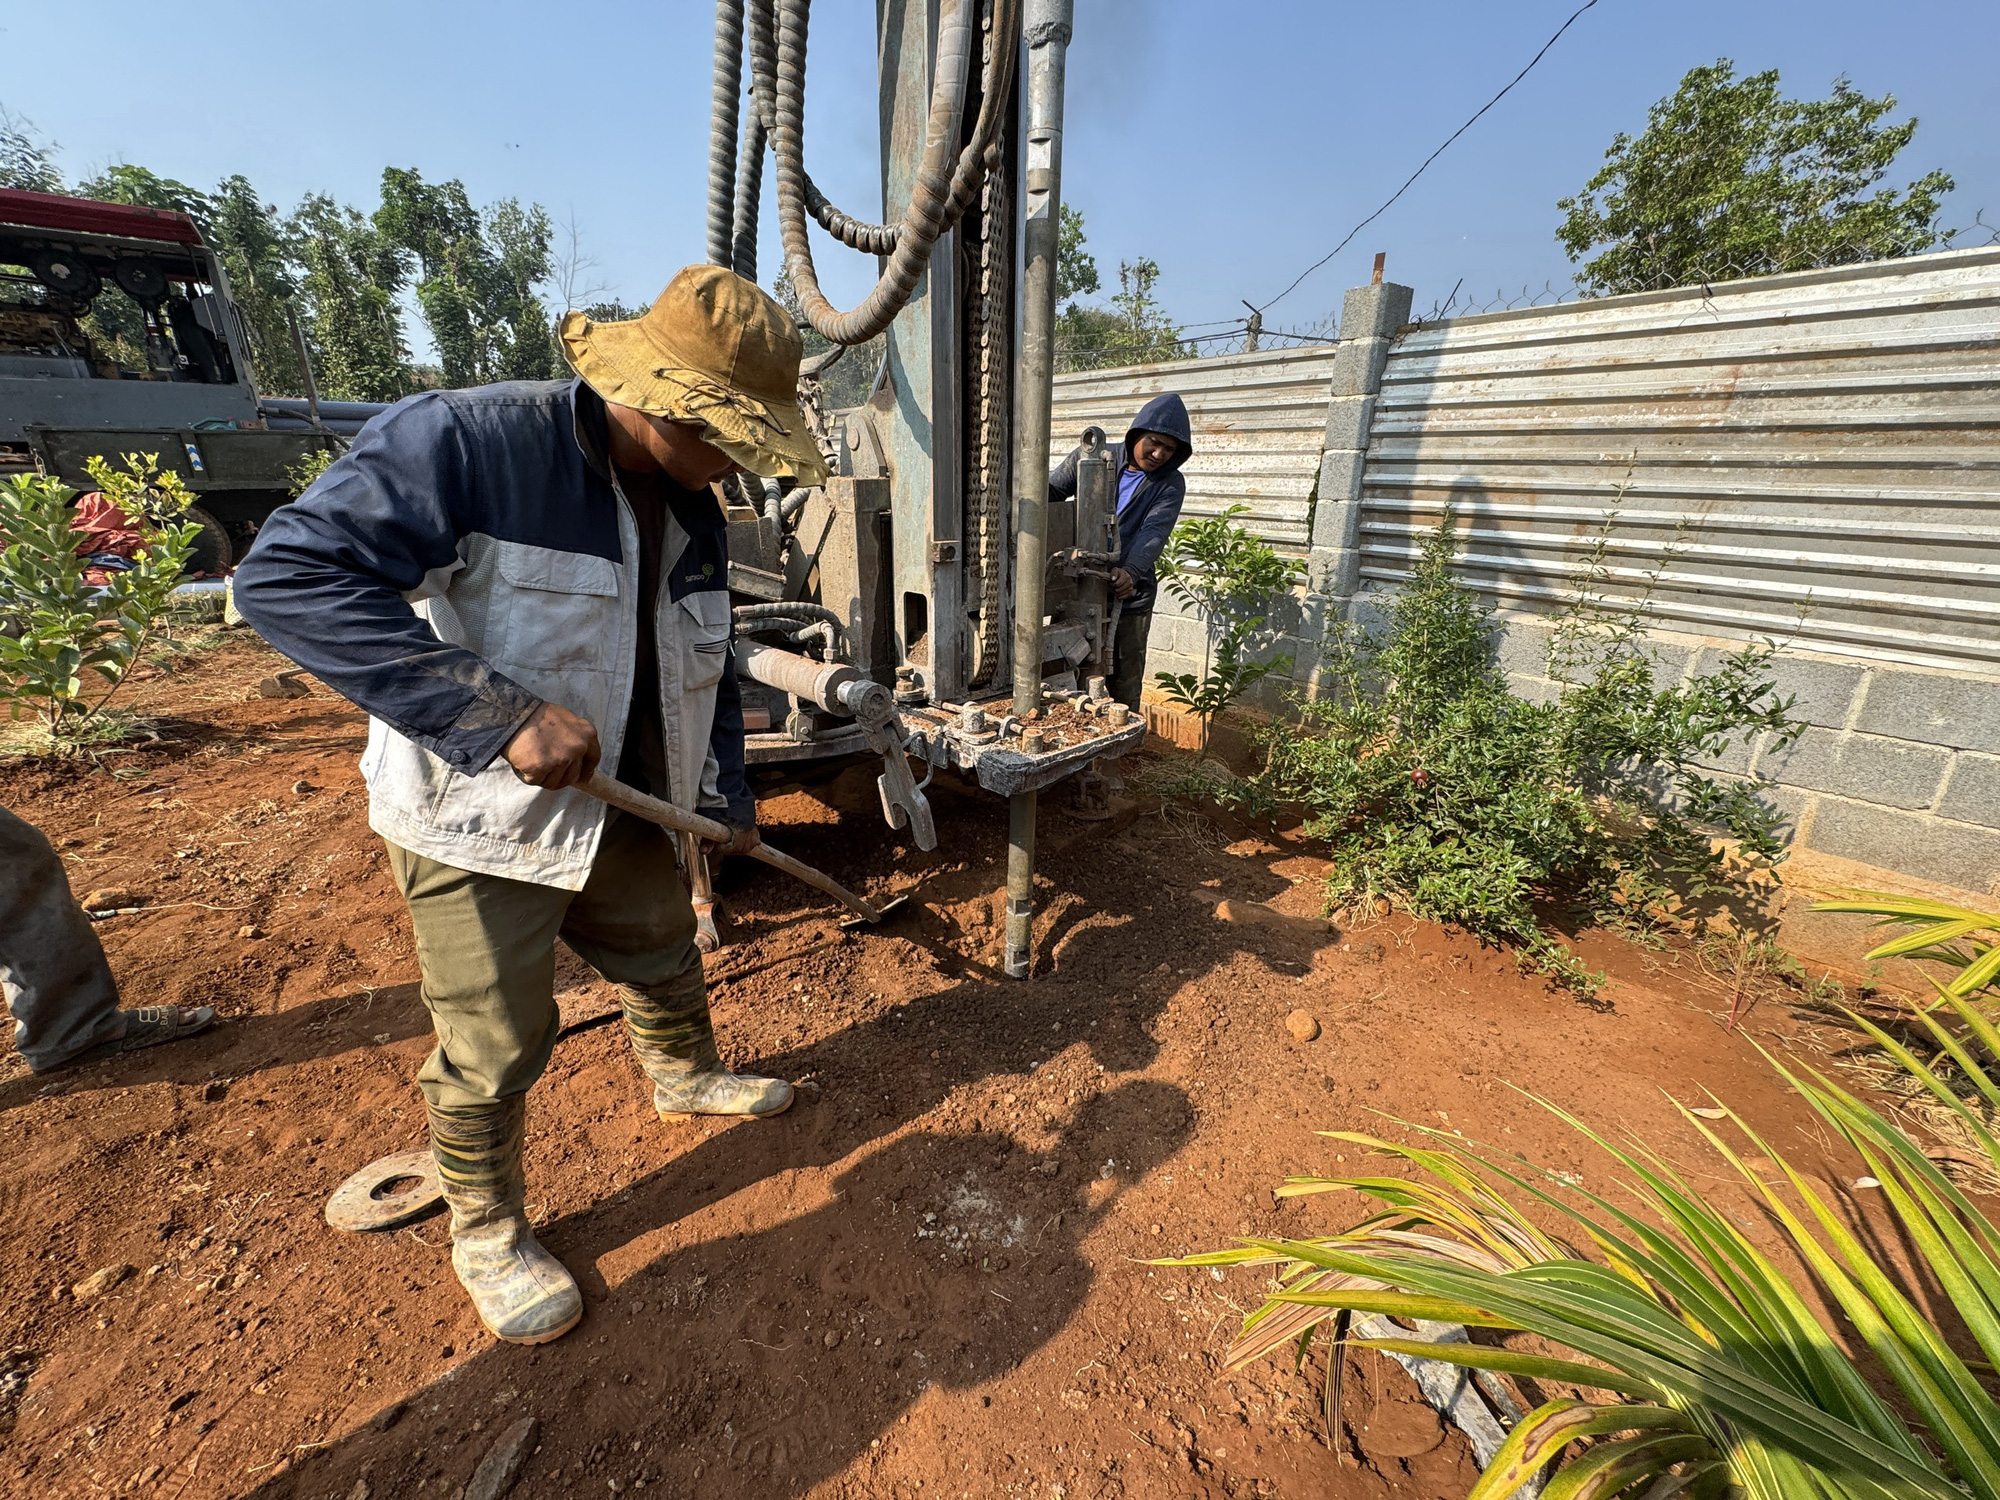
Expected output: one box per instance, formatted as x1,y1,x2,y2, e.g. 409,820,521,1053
1162,1018,2000,1499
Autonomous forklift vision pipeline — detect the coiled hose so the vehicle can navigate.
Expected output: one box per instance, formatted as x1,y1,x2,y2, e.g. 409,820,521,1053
729,106,766,279
743,0,1017,261
769,0,969,346
762,0,1019,345
710,0,1020,342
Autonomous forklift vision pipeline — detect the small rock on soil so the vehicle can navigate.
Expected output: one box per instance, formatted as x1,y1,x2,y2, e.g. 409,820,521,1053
464,1414,539,1500
71,1264,134,1302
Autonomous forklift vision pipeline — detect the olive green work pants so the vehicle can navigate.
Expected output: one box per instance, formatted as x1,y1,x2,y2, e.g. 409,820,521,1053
386,811,708,1111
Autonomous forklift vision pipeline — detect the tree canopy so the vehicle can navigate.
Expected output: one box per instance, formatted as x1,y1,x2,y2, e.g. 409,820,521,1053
1558,61,1955,295
1052,209,1185,372
0,109,570,401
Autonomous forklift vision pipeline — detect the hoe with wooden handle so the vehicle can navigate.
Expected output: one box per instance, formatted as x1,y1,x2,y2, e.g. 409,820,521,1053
581,771,907,927
326,769,908,1235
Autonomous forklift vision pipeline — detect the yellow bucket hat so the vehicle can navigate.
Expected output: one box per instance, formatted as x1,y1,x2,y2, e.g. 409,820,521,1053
558,264,830,486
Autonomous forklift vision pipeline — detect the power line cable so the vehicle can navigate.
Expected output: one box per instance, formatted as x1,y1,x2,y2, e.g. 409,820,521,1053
1250,0,1602,317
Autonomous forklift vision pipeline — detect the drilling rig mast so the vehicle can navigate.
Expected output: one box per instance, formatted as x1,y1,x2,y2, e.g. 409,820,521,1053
709,0,1135,977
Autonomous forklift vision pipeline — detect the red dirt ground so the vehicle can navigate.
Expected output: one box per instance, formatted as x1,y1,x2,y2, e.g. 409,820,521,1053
0,636,1862,1500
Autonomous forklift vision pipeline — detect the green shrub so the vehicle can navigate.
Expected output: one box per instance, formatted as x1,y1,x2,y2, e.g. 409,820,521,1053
1152,505,1302,751
0,456,199,747
1254,514,1799,991
286,446,336,497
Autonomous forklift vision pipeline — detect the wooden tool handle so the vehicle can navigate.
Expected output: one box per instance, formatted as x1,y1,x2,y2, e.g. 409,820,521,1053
583,771,732,842
580,771,882,923
743,841,882,921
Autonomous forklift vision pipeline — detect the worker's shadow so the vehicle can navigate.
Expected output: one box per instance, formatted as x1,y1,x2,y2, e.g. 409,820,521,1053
251,1077,1192,1499
563,910,1180,1237
0,983,433,1115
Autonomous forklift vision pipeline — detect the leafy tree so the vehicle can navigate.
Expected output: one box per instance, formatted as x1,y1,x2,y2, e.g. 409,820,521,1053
1055,202,1097,304
292,193,418,402
1056,253,1187,372
0,131,569,398
76,163,213,223
0,107,63,192
581,299,648,323
208,175,303,396
1559,61,1955,294
375,168,559,387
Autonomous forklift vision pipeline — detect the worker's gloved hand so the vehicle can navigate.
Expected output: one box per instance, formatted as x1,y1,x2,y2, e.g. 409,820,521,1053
1109,566,1135,600
703,820,761,859
503,702,602,789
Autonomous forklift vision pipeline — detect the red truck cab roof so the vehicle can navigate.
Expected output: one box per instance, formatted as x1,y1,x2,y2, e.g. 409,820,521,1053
0,188,204,246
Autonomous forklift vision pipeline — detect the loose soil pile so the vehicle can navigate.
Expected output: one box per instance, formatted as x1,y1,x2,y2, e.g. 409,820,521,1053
0,637,1854,1499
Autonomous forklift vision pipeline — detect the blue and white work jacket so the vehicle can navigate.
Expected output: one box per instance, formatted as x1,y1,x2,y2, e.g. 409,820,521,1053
233,378,749,891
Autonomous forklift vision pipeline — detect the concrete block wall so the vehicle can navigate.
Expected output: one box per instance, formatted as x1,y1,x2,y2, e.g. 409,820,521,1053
1136,580,1332,725
1496,614,2000,897
1103,259,2000,905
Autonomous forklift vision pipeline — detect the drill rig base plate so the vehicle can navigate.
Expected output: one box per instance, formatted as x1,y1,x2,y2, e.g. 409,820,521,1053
905,696,1145,799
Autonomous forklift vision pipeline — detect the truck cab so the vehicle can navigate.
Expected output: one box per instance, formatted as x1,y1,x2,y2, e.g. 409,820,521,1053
0,187,353,570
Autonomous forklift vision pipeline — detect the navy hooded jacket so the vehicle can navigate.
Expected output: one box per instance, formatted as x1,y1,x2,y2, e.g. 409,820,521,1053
1047,391,1191,614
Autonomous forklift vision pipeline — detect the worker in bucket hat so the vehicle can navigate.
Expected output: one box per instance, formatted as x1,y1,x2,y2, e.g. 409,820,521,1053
235,266,830,1346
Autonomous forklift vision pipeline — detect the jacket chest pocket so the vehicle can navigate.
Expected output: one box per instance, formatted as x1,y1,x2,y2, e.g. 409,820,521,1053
675,589,732,692
494,541,621,675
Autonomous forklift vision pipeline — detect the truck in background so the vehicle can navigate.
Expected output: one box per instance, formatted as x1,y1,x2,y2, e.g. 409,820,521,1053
0,187,383,571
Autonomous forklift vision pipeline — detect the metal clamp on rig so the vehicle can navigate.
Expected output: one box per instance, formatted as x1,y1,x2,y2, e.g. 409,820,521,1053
734,639,937,851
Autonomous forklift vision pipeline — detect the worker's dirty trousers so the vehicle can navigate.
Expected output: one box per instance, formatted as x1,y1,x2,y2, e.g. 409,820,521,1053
386,810,713,1110
1107,609,1154,715
0,805,124,1071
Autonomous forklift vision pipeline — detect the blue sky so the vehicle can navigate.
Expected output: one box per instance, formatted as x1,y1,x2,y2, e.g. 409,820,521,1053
7,0,1996,347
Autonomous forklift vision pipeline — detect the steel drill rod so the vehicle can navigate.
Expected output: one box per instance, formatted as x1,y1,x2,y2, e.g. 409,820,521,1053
1009,0,1074,719
582,771,889,923
1003,789,1037,978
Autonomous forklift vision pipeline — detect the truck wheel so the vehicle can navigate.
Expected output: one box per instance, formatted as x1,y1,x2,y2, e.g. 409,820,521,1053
183,504,233,575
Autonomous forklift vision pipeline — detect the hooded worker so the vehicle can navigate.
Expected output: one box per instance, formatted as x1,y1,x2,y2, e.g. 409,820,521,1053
233,266,830,1347
1047,391,1192,712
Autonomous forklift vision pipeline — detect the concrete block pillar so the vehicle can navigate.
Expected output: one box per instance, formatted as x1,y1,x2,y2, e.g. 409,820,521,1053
1307,278,1413,599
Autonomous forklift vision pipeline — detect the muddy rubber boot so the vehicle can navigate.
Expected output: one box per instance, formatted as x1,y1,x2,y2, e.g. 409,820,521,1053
623,970,793,1121
428,1098,582,1345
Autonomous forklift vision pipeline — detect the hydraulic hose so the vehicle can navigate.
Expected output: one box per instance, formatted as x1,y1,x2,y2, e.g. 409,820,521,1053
734,601,842,629
770,0,971,345
707,0,746,267
743,0,1019,264
729,106,766,280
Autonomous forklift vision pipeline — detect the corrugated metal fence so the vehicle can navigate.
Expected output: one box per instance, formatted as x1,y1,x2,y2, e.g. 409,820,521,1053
1359,246,2000,678
1048,345,1338,555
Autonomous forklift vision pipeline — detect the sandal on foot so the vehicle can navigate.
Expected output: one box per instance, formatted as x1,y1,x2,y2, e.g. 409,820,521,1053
68,1005,218,1066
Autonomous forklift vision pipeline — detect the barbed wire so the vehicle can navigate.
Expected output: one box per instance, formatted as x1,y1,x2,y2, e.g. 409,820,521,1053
1054,315,1342,373
1052,220,1999,371
1414,217,2000,323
